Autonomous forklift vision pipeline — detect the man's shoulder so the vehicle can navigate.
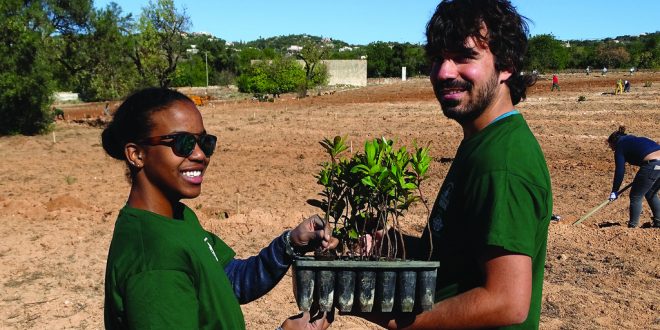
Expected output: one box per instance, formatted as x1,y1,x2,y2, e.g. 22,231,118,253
475,115,538,151
466,116,547,173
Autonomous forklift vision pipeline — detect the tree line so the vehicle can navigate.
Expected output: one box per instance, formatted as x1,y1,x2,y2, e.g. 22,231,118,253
1,0,658,135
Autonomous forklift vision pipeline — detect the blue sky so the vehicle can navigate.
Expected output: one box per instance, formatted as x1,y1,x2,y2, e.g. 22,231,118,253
96,0,660,44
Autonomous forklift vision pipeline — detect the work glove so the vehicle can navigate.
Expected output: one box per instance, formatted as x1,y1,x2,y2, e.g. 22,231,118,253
609,192,618,201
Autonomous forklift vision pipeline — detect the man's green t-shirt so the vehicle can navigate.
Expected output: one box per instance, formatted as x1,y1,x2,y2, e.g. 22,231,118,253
104,204,245,329
426,113,552,329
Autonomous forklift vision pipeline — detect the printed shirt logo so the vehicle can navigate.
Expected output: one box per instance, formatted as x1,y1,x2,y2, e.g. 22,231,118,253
204,237,219,262
430,182,453,234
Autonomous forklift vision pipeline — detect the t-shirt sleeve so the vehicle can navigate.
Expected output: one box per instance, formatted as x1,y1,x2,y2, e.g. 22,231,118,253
470,171,549,257
123,270,199,329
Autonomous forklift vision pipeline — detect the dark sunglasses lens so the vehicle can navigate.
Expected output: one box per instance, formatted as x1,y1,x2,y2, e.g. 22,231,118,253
173,134,197,157
200,135,217,156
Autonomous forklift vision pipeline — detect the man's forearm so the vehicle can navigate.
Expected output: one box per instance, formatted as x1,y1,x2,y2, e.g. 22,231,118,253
378,254,532,329
386,286,527,329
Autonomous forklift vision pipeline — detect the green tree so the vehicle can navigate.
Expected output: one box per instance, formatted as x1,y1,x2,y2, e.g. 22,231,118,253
130,0,191,88
595,44,630,68
525,34,570,71
272,57,307,95
172,54,206,87
630,34,660,68
366,42,394,77
296,41,329,97
46,0,137,101
0,0,54,135
236,61,274,94
401,44,428,77
46,0,94,92
185,34,236,86
566,44,596,69
82,3,136,100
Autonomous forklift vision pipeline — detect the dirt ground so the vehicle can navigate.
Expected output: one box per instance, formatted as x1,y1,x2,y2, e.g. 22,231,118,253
1,72,659,329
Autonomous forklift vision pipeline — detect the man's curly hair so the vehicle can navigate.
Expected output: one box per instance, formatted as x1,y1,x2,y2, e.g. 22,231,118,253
425,0,535,105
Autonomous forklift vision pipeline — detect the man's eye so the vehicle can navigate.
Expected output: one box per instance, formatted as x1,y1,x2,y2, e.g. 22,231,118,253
454,56,471,63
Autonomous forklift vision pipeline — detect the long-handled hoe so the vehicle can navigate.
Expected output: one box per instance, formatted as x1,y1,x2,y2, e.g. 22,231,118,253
572,183,633,226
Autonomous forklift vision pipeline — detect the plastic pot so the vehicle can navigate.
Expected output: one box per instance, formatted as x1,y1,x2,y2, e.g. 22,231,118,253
293,258,439,313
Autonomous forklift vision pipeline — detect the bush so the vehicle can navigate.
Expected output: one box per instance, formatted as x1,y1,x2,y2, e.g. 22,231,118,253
643,81,652,87
0,74,54,135
577,95,586,102
236,57,305,96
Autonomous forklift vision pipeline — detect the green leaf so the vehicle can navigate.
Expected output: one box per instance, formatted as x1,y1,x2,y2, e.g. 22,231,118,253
402,182,417,190
351,164,370,174
365,140,376,167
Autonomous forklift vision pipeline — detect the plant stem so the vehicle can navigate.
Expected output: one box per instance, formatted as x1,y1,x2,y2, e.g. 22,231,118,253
417,178,433,261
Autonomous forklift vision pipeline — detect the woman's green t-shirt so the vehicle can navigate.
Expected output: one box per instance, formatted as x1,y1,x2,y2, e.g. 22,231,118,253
104,204,245,329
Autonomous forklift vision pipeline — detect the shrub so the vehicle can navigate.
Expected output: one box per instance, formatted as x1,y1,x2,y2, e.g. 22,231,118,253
236,58,305,96
309,136,432,259
577,95,586,102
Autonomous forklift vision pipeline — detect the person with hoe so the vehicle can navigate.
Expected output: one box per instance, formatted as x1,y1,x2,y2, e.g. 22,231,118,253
551,74,560,91
615,78,624,95
354,0,552,328
101,87,336,329
607,126,660,228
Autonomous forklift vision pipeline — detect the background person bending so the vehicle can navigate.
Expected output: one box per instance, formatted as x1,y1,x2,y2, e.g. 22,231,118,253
607,126,660,228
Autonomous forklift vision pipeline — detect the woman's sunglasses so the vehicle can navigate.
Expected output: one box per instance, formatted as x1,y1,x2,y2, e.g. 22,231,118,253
139,133,217,157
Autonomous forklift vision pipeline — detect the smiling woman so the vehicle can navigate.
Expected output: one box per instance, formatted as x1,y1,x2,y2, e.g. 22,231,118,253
100,87,337,330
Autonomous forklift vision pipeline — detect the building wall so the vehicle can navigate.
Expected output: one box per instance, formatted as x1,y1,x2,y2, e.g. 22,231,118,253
53,92,80,102
294,60,367,87
322,60,367,87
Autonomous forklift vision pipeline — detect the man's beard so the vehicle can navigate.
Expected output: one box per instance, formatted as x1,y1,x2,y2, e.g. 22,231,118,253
438,73,499,124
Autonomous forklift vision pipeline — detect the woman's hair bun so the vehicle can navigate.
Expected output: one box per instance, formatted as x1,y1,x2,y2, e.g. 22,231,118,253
617,126,626,134
101,123,126,160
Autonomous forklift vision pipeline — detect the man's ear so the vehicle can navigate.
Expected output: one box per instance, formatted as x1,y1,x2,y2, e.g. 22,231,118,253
125,143,144,169
498,67,513,83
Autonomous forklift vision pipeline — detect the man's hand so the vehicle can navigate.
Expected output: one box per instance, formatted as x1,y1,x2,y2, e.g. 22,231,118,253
281,311,333,330
290,215,339,253
609,192,618,201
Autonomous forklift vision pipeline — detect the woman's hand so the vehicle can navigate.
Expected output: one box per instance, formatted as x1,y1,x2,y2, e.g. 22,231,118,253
289,215,339,253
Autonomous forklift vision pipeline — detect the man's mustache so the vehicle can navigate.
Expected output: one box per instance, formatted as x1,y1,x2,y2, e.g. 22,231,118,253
436,79,472,91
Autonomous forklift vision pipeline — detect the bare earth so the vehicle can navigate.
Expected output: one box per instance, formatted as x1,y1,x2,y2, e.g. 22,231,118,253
1,72,659,329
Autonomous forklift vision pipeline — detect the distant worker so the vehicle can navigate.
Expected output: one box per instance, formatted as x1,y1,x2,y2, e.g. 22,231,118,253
551,74,560,91
629,67,635,75
602,67,608,76
624,80,631,92
586,66,591,75
53,107,65,120
607,126,660,228
615,79,624,95
103,102,110,116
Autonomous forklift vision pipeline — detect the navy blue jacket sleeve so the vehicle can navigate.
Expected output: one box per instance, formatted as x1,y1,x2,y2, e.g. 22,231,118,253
224,232,292,304
611,148,626,193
